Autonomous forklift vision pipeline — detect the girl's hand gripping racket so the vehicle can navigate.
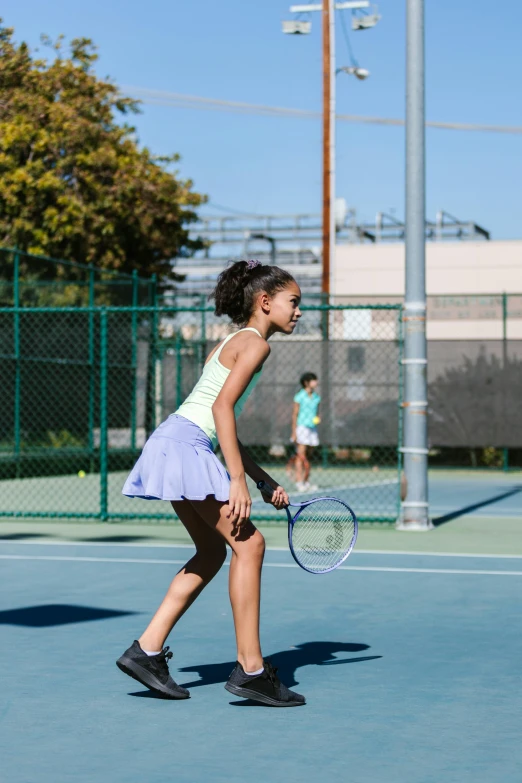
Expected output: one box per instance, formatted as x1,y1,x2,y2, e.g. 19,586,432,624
257,481,358,574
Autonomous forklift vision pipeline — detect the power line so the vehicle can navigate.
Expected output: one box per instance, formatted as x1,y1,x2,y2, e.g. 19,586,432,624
122,85,522,135
338,8,358,67
206,202,264,217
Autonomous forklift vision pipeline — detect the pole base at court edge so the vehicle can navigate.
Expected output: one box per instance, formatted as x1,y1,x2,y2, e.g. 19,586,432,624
395,516,434,532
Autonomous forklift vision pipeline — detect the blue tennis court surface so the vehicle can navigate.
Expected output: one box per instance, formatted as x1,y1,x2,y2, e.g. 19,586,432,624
1,540,521,783
428,473,522,520
252,471,522,522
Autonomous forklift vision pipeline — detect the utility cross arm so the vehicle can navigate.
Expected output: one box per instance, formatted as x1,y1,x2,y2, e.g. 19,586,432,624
290,2,369,12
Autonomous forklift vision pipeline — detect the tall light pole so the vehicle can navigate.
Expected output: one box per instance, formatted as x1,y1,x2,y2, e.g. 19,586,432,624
322,0,335,300
398,0,431,530
283,2,374,299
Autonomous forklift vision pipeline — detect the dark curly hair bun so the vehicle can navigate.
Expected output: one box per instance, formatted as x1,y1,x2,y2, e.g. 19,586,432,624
210,261,295,325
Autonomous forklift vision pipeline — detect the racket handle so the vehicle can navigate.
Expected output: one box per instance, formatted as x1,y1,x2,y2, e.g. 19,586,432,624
257,480,275,499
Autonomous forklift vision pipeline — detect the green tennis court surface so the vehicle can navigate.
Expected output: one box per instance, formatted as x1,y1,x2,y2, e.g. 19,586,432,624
0,465,401,521
2,467,521,525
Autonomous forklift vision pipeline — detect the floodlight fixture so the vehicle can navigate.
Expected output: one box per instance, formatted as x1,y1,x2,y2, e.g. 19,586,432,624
336,65,370,80
352,5,381,30
354,67,370,80
282,19,312,34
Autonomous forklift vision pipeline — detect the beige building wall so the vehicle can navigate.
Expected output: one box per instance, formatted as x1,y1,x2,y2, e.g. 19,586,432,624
333,240,522,339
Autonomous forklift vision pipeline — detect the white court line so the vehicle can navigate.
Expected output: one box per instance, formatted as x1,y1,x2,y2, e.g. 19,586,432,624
1,539,522,559
357,549,522,559
1,553,522,576
0,539,197,550
433,514,522,520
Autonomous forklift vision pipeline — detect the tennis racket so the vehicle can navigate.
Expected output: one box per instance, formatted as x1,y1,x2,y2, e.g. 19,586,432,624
257,481,358,574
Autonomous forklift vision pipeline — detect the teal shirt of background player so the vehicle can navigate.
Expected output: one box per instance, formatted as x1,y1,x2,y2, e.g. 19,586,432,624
294,388,321,428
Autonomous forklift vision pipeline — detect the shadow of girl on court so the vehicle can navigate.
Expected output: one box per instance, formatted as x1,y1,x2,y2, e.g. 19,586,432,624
175,641,381,690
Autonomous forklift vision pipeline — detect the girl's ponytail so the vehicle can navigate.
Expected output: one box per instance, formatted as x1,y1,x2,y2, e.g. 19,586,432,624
210,260,295,325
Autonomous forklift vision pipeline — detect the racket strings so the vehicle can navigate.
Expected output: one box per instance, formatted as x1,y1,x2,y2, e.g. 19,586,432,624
291,499,356,573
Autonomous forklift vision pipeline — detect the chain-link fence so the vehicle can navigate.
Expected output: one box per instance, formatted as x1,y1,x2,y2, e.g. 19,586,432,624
0,248,156,307
334,292,522,331
336,292,522,468
0,303,403,523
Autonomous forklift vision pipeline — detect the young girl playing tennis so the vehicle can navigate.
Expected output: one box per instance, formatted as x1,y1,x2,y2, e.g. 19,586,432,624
117,260,305,707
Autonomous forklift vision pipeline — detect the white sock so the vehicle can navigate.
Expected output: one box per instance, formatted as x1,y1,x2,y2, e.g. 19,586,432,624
244,666,264,677
142,649,161,656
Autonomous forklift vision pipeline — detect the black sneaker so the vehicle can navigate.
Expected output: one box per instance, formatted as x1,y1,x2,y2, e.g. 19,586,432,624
116,640,190,700
225,659,305,707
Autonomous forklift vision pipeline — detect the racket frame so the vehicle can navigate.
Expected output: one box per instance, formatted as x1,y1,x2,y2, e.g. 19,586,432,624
257,481,358,574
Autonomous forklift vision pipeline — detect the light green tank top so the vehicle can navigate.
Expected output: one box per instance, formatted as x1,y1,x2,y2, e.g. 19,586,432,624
174,327,263,449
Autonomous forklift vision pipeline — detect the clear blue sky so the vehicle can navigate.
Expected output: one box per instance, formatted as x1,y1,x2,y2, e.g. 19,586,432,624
3,0,522,238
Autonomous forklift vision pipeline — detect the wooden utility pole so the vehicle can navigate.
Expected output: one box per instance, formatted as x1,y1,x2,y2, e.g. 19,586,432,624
286,2,371,295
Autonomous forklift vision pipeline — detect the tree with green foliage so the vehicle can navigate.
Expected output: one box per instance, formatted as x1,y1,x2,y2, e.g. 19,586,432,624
0,23,206,281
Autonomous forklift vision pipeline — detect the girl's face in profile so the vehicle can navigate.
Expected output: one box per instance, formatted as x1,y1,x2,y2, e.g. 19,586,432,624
267,282,302,334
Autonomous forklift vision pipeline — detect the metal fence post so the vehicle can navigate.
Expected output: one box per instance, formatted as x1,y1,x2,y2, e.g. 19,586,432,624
320,297,330,470
200,295,206,374
397,306,405,518
145,304,159,436
88,269,95,472
502,292,509,471
99,309,108,521
175,331,183,410
13,249,21,477
398,0,431,530
131,270,138,452
150,273,157,308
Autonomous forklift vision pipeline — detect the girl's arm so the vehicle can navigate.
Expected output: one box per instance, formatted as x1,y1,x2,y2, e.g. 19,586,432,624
291,401,299,441
212,338,276,526
237,442,289,504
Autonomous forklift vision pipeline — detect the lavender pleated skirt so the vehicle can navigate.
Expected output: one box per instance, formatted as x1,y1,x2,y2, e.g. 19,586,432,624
122,415,230,502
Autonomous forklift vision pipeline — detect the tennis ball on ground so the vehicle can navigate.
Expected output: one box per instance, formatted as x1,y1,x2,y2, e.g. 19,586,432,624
78,470,86,478
313,416,321,425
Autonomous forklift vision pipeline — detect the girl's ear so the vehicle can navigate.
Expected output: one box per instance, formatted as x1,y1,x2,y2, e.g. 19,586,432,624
259,292,271,314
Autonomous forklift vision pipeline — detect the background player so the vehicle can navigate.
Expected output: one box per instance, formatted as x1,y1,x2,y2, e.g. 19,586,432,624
291,372,321,493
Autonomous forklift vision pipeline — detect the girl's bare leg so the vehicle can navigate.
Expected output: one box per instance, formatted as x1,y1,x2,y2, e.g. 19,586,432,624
295,444,308,484
139,500,227,652
189,497,266,673
304,446,312,482
285,454,296,481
